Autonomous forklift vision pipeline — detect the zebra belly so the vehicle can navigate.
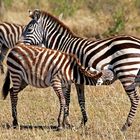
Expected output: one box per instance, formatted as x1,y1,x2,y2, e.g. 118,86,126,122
22,70,53,88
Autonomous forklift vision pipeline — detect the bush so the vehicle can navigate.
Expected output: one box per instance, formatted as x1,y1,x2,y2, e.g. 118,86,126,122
103,8,125,37
47,0,84,18
3,0,13,8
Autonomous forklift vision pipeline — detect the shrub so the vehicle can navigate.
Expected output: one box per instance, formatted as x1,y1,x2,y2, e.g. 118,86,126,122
47,0,84,18
103,8,125,37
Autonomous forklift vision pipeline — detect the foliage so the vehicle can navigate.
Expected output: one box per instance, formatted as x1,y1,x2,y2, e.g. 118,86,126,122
135,0,140,8
3,0,13,8
103,8,125,37
86,0,118,13
47,0,84,18
27,0,40,9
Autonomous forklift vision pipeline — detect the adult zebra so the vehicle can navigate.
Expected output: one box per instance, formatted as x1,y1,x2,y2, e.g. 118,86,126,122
20,9,140,131
2,43,102,129
0,22,23,73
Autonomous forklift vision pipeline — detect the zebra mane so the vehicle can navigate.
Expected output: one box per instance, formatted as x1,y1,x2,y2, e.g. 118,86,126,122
34,10,78,37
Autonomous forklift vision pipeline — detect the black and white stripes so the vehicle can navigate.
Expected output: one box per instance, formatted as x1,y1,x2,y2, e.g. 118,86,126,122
0,22,23,73
2,43,102,129
20,9,140,131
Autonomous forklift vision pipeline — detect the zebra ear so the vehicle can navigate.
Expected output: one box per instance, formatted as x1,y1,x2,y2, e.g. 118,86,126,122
28,9,40,20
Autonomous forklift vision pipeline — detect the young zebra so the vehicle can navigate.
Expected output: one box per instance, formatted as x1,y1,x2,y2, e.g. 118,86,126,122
2,43,102,129
0,22,23,73
20,9,140,131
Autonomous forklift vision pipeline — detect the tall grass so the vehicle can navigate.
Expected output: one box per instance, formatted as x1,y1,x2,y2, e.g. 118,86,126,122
47,0,84,18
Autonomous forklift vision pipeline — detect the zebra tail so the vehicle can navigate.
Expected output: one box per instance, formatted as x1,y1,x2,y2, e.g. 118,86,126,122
2,70,10,100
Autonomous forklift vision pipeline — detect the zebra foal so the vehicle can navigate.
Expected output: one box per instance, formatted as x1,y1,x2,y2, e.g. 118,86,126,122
2,43,102,129
0,22,23,73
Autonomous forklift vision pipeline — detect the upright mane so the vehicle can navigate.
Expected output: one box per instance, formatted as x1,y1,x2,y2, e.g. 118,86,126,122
40,10,78,37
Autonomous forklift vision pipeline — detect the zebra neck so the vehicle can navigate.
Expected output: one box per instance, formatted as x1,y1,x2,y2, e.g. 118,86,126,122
42,17,81,51
44,29,74,51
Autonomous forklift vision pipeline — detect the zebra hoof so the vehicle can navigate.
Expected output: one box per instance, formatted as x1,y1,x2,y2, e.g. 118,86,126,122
65,124,74,129
57,126,63,131
121,123,131,132
12,120,18,129
121,125,127,132
79,118,87,128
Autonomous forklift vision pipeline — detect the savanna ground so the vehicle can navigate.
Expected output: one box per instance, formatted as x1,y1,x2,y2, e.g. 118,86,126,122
1,0,140,139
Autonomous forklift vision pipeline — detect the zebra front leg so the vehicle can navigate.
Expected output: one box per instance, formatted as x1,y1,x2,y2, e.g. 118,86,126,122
0,45,9,74
0,61,4,74
62,85,71,128
121,86,140,131
75,84,88,127
51,79,67,130
0,52,4,74
10,88,18,128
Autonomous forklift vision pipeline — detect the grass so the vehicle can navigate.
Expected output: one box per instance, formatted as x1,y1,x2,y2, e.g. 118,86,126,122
0,72,140,140
1,0,140,139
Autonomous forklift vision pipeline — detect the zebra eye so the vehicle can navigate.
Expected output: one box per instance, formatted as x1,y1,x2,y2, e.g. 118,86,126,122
27,27,33,32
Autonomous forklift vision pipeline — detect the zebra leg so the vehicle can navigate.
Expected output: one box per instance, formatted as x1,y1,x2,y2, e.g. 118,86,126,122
62,85,71,128
121,85,140,131
0,44,3,73
51,78,66,130
75,84,88,127
10,79,27,128
0,45,9,74
10,88,18,128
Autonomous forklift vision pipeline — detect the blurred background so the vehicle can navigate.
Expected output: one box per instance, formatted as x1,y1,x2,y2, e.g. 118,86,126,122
0,0,140,39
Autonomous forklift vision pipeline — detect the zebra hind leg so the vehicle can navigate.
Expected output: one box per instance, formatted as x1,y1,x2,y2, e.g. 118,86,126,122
75,84,88,127
121,85,140,131
10,80,27,128
62,85,72,128
10,88,18,128
51,78,67,130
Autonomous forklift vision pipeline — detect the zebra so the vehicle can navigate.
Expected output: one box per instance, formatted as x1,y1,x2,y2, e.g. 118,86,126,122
2,43,103,129
0,22,23,73
20,9,140,131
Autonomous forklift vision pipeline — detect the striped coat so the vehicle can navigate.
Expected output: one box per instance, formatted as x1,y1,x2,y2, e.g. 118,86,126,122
20,9,140,131
2,43,102,129
0,22,23,73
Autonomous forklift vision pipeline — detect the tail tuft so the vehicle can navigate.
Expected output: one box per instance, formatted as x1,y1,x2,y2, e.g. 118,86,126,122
2,70,10,100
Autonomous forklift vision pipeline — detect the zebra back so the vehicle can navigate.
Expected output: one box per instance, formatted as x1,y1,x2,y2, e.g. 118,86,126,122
0,22,24,48
0,22,24,73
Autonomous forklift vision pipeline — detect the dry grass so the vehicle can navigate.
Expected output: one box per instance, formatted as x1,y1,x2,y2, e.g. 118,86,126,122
1,1,140,139
0,72,140,140
2,0,140,38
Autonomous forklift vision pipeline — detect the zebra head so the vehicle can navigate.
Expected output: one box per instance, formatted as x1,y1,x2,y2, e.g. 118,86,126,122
23,9,73,49
20,19,43,46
